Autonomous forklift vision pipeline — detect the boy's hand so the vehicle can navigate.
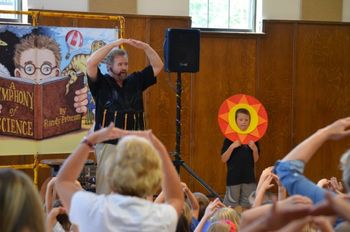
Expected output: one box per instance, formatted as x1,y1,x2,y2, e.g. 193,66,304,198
230,140,241,149
248,140,258,152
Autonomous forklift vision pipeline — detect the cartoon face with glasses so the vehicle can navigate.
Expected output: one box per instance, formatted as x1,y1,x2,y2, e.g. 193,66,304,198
7,34,89,114
14,34,61,82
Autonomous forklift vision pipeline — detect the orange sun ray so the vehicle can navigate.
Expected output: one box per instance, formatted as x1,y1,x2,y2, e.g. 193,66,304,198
239,95,249,104
226,100,237,109
219,112,230,123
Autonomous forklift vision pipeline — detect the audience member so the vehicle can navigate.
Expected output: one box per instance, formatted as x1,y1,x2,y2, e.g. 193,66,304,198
240,196,313,232
155,182,199,231
274,117,350,204
193,192,210,221
194,198,225,232
0,168,46,232
251,166,286,207
210,207,240,230
55,123,183,231
46,177,80,232
207,221,235,232
317,176,344,194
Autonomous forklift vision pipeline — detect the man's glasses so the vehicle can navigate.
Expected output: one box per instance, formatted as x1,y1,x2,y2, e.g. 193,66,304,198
19,63,57,76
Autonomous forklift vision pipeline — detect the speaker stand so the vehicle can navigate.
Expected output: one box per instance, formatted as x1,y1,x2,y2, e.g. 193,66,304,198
173,72,222,200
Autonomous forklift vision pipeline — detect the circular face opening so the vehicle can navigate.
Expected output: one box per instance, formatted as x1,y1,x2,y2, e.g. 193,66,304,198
218,94,268,144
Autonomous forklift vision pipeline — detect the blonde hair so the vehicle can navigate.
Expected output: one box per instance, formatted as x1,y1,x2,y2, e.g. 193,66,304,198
207,221,231,232
106,135,162,197
183,202,192,226
0,169,46,232
210,207,240,229
340,149,350,192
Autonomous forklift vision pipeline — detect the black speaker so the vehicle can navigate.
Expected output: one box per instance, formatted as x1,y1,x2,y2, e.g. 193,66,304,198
164,28,200,73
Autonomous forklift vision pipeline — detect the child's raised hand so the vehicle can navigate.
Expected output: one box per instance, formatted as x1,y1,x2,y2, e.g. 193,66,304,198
261,166,274,178
329,177,344,193
323,117,350,140
317,178,330,189
271,173,282,187
260,174,275,191
257,167,273,190
87,123,127,144
180,182,189,192
204,198,225,218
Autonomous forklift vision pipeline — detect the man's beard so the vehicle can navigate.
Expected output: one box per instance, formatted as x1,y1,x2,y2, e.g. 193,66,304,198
117,71,127,80
112,70,127,81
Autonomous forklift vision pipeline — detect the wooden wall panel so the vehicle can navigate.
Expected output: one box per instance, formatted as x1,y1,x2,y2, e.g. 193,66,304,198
256,22,295,177
190,34,258,194
295,23,350,181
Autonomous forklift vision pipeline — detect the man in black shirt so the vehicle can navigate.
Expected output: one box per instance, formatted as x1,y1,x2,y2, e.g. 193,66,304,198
86,38,163,193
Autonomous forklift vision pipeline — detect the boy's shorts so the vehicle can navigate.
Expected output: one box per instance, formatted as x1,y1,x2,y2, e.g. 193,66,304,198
223,183,256,208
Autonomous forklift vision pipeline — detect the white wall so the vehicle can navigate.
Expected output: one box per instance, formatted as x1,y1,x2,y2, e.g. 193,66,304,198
28,0,88,11
28,0,187,16
26,0,349,22
137,0,189,16
343,0,350,22
262,0,301,20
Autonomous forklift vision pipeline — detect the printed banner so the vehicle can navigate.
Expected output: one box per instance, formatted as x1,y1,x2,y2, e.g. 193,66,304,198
0,25,118,155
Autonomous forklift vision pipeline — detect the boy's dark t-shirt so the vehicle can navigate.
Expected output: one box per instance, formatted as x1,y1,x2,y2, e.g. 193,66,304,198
221,138,259,186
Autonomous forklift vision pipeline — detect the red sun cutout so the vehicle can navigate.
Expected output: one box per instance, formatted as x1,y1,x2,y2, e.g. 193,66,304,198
218,94,268,144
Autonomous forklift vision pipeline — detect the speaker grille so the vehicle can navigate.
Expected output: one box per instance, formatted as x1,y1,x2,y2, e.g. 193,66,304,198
164,28,200,73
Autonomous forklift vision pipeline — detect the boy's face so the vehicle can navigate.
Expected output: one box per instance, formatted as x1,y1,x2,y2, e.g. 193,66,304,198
15,48,60,82
236,112,250,131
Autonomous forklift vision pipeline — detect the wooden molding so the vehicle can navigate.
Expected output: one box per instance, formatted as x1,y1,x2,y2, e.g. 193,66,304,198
301,0,343,21
88,0,137,14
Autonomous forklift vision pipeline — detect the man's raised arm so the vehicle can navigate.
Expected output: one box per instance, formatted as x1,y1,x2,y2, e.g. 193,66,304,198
127,39,164,76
